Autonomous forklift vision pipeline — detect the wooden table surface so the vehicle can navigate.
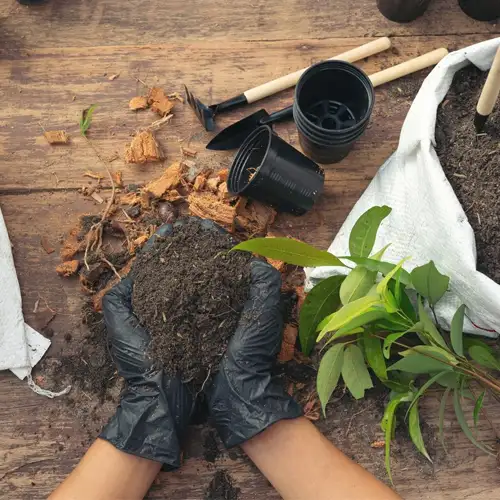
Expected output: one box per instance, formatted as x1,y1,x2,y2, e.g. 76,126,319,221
1,1,500,498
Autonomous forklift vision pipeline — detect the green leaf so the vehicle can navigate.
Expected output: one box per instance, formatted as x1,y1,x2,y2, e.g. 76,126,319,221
79,104,97,136
339,266,377,305
299,276,344,355
349,206,392,257
463,338,496,357
438,387,451,452
383,323,422,359
410,261,450,306
400,345,458,365
453,389,495,456
473,391,486,428
405,371,450,419
376,258,410,295
381,392,411,484
232,238,345,267
341,345,373,399
450,304,466,356
436,372,460,389
408,404,432,462
418,299,448,349
340,257,412,286
331,309,387,339
388,280,417,322
364,333,387,381
382,288,399,314
317,296,382,342
317,344,345,415
468,345,500,371
388,353,452,374
371,243,391,261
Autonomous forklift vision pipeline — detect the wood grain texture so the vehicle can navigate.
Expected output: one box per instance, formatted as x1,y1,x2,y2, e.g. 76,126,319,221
0,0,499,47
0,35,493,192
1,0,500,498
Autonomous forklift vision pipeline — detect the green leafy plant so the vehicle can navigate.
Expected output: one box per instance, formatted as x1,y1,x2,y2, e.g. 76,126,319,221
79,104,97,136
233,205,500,481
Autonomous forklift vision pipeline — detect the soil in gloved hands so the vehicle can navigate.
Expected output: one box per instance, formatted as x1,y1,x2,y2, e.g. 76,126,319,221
132,218,252,384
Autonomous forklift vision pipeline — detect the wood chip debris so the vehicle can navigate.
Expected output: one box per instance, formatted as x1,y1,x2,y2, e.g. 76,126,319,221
129,96,149,111
108,73,120,81
60,228,84,261
218,169,229,182
84,170,104,181
181,146,197,157
40,235,55,254
44,130,69,144
125,130,162,164
371,440,385,449
90,192,104,204
56,260,80,276
143,162,183,197
148,87,175,117
278,324,298,362
112,170,124,188
193,174,206,191
168,92,184,103
235,198,276,235
188,191,236,228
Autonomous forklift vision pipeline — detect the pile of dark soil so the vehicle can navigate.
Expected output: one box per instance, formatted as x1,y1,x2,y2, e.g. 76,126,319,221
132,218,252,383
204,470,240,500
436,65,500,284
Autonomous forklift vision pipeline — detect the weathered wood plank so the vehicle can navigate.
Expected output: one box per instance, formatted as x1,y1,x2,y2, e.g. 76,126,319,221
0,35,492,192
1,0,498,48
1,191,500,499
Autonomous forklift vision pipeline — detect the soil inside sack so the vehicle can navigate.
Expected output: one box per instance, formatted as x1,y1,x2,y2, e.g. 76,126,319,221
132,218,252,383
436,65,500,285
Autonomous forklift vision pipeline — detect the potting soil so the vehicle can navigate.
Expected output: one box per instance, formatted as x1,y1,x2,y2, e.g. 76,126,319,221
132,218,252,383
204,470,240,500
436,65,500,284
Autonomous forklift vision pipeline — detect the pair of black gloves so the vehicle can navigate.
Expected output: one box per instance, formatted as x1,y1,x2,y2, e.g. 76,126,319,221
100,219,302,467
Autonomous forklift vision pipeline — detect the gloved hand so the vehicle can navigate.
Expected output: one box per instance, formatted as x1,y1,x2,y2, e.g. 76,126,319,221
100,223,193,468
206,259,303,448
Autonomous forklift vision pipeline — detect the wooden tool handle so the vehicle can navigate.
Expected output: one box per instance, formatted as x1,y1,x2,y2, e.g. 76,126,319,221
243,37,391,103
369,48,448,87
477,46,500,117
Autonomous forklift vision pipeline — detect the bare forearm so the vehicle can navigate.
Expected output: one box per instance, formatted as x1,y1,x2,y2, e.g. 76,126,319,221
49,438,161,500
242,417,401,500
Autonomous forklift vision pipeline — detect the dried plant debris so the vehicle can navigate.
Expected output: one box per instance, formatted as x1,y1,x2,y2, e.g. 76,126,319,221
148,87,175,117
40,235,55,254
56,260,80,276
125,131,162,164
188,191,236,229
108,73,120,81
129,96,149,111
44,130,70,144
143,162,183,197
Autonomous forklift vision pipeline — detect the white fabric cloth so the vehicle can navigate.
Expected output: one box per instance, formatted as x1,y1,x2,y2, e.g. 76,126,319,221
0,205,55,382
307,38,500,338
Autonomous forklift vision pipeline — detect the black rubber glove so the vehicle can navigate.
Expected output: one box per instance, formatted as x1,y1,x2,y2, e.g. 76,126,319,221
206,260,303,448
100,237,193,467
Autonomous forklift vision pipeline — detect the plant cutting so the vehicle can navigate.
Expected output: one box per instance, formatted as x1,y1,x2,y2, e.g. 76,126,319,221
233,205,500,482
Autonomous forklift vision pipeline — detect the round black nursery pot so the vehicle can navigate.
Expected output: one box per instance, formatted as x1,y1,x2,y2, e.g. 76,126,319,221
293,60,375,164
227,125,325,215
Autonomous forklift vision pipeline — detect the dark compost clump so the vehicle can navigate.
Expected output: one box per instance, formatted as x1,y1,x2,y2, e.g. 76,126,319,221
132,218,252,383
436,65,500,284
204,470,240,500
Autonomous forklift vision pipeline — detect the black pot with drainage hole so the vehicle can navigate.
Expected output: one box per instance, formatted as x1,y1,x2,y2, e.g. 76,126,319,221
294,60,375,164
227,125,325,215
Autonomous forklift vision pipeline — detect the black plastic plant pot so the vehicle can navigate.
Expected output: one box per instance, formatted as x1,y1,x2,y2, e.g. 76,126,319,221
293,60,375,164
377,0,432,23
458,0,500,21
227,125,324,215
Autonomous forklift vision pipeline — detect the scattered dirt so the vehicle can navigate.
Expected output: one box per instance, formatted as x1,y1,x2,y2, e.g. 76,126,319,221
125,130,163,164
56,260,80,276
43,130,69,144
204,470,240,500
436,65,500,284
203,429,221,463
132,218,252,383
